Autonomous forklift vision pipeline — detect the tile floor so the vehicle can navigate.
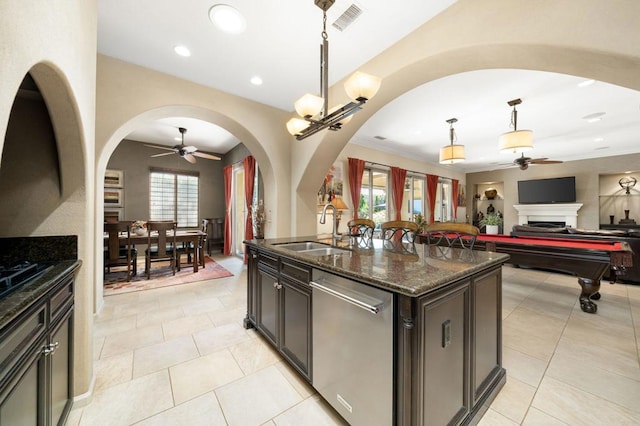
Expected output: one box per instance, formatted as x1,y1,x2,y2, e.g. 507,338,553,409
68,256,640,425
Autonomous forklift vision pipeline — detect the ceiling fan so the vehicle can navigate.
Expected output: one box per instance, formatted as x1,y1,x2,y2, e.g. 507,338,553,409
513,153,563,170
144,127,221,164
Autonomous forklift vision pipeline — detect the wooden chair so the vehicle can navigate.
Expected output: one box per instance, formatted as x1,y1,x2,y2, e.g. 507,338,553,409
104,221,137,281
183,219,208,269
423,222,479,249
145,221,181,279
347,218,376,239
381,220,419,243
206,217,224,254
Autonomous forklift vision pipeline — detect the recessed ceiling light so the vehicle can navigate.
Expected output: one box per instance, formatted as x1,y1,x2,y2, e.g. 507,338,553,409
173,45,191,57
250,76,263,86
577,79,595,88
594,137,604,142
209,4,246,34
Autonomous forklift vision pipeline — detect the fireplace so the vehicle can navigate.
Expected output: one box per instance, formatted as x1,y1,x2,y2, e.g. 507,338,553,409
513,203,583,228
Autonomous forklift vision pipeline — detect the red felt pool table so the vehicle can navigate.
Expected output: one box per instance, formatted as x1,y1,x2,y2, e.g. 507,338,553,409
473,234,633,314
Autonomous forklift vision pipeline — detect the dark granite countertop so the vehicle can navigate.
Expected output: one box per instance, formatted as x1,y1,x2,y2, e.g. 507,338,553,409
0,260,81,330
245,236,509,297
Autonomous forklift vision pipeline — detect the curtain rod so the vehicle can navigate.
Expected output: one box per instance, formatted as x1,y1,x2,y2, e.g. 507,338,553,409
364,160,452,180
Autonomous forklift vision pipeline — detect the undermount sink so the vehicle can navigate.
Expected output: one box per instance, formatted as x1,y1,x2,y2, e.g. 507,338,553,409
299,247,349,256
274,242,331,251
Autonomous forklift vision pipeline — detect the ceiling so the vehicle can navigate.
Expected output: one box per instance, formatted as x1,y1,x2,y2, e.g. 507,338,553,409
98,0,640,173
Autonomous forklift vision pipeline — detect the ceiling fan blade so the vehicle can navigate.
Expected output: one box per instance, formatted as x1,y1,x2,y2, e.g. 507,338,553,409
530,159,563,164
192,151,221,160
182,145,198,153
183,153,197,164
144,144,176,152
151,152,176,158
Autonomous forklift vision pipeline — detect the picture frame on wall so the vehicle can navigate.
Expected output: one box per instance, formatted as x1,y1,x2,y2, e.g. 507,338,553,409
104,188,123,207
105,169,124,188
104,208,124,223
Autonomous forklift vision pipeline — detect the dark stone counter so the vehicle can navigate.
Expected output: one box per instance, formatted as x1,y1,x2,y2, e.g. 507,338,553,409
245,236,509,297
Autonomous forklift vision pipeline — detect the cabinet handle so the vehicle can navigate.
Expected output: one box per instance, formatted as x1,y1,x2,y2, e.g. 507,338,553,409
273,281,278,288
42,342,60,356
276,283,282,290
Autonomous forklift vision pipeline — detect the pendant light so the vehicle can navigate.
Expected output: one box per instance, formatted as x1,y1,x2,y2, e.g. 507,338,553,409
439,118,465,164
499,98,533,154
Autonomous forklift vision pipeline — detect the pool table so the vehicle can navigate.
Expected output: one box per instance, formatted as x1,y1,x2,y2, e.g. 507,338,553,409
475,234,632,314
420,233,632,314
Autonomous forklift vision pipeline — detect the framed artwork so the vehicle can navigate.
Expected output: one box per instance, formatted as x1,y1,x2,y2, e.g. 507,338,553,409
317,161,344,205
105,169,124,188
104,188,123,207
104,208,123,223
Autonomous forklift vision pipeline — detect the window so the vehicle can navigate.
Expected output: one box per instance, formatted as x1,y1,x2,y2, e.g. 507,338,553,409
402,174,425,221
434,178,453,222
358,168,388,233
149,169,199,227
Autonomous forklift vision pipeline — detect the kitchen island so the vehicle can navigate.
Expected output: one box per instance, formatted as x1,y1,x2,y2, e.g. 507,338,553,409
244,236,509,425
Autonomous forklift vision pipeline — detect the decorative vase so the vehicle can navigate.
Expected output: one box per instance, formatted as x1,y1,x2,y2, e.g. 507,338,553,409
484,188,497,200
486,225,499,235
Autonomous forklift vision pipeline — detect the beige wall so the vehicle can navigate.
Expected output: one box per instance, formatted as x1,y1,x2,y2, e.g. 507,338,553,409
0,0,97,401
466,153,640,231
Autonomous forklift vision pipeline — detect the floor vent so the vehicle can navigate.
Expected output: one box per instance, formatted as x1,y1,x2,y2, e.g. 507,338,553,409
332,3,363,32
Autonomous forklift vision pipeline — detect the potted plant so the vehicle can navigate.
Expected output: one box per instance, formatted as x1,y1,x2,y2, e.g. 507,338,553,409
479,213,503,235
413,213,427,234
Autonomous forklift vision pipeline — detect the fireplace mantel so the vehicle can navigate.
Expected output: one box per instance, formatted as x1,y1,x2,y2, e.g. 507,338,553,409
513,203,583,228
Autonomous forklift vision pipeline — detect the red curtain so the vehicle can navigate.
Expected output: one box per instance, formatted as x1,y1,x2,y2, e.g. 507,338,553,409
348,158,365,219
223,165,233,255
243,156,256,263
451,179,459,220
391,167,407,221
426,174,439,223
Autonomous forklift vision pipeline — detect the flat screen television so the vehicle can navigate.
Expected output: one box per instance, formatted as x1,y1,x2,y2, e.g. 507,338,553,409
517,176,576,204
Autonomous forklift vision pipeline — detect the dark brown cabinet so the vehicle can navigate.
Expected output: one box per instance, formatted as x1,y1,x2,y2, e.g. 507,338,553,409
246,250,312,381
0,273,75,426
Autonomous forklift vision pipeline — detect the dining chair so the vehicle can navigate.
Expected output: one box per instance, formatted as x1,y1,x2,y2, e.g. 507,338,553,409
104,221,137,281
182,219,208,269
347,218,376,239
381,220,419,243
423,222,479,249
145,221,181,279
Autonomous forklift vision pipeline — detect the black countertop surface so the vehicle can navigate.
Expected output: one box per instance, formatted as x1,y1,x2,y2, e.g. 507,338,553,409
245,236,509,297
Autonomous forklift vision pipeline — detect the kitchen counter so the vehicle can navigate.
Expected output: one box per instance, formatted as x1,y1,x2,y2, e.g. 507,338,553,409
0,260,81,330
245,235,509,297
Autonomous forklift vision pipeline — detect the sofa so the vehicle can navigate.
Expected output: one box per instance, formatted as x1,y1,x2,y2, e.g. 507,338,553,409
510,224,640,284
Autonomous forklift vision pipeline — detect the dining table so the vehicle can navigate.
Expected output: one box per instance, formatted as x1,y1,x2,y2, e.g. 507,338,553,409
104,230,207,273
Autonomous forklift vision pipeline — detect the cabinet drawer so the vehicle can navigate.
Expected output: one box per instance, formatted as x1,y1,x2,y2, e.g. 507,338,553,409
281,259,311,285
258,251,278,270
50,277,74,324
0,304,46,383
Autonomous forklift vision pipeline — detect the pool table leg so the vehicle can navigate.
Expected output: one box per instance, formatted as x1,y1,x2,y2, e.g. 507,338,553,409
578,278,600,314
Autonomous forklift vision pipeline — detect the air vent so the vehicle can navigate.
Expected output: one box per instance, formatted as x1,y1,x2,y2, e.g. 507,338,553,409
374,136,386,140
332,3,363,32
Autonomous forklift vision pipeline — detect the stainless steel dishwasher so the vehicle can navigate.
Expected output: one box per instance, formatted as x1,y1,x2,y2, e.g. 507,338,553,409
311,269,394,426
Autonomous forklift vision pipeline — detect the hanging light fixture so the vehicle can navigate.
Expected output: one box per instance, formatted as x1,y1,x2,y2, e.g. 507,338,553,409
286,0,381,140
499,98,533,154
439,118,465,164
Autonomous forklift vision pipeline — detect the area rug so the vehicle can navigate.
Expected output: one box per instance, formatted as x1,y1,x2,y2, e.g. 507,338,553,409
104,256,234,296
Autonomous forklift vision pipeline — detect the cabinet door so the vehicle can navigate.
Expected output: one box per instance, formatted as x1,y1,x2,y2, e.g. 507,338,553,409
256,265,279,346
0,337,46,426
472,268,501,403
245,248,258,327
49,308,73,426
279,277,311,381
420,282,470,426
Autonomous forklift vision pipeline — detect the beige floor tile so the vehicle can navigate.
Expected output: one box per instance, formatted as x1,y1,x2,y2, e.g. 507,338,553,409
521,407,568,425
502,346,548,387
518,284,576,321
65,406,83,426
169,349,244,404
133,335,199,378
275,361,316,399
545,350,640,413
134,391,227,425
503,306,567,341
93,313,137,338
161,313,214,340
208,306,246,327
477,408,519,426
113,299,166,317
502,323,560,361
101,324,164,358
488,376,536,423
94,351,133,391
193,322,252,355
181,296,226,316
273,394,348,425
532,376,640,424
218,293,247,310
93,336,105,361
136,305,184,328
80,370,174,426
229,336,282,375
261,421,276,426
562,312,637,356
215,366,302,426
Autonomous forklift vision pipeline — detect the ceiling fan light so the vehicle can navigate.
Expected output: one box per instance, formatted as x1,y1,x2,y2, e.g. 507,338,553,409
344,71,381,101
439,144,465,164
286,117,309,136
499,130,533,153
294,93,324,118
